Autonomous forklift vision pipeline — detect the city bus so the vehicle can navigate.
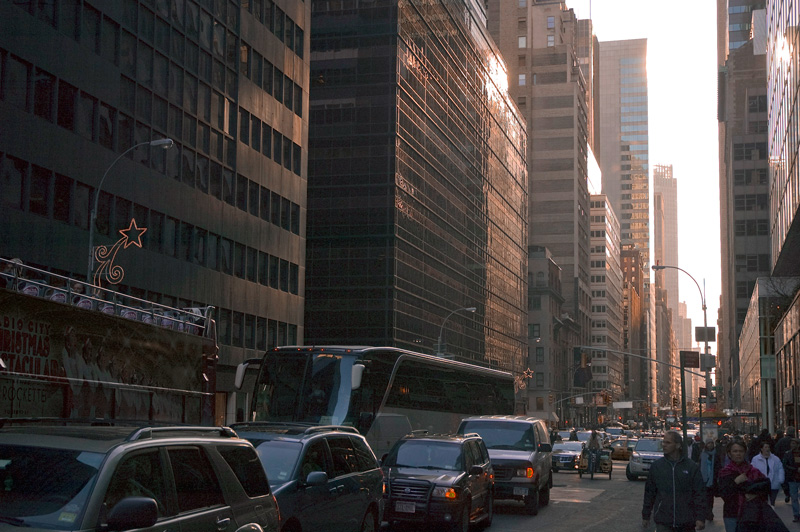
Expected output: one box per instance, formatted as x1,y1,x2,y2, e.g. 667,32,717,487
0,259,218,424
234,346,515,456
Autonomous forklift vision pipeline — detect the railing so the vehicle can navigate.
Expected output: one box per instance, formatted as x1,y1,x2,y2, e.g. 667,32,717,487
0,257,212,336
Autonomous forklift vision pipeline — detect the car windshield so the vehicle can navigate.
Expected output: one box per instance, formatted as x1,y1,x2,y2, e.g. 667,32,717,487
459,421,535,451
553,442,583,452
576,431,592,441
384,441,464,471
0,444,104,529
247,439,303,485
635,439,663,452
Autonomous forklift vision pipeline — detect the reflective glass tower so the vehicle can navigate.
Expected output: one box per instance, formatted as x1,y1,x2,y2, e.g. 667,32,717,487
305,0,528,371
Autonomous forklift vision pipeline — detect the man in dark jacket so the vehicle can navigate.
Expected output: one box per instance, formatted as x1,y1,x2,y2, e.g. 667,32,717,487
642,430,707,531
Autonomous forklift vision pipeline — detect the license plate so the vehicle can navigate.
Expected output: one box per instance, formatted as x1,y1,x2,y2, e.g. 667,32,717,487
395,502,415,513
513,487,528,496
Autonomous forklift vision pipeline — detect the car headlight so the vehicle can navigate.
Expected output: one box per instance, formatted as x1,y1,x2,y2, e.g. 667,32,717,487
432,487,458,499
514,467,535,478
631,453,641,463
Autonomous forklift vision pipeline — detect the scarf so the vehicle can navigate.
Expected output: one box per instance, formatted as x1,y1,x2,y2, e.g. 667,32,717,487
719,460,768,514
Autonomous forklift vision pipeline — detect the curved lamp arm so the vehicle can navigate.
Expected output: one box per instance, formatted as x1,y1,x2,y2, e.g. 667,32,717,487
87,139,174,281
437,306,476,356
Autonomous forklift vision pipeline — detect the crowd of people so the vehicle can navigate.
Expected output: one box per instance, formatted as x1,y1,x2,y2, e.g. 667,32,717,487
642,427,800,532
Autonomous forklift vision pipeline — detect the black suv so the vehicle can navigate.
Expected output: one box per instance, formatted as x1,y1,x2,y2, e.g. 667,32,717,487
0,423,280,531
381,432,494,532
231,423,383,532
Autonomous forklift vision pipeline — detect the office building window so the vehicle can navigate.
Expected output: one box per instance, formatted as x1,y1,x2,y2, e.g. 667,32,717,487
518,36,526,48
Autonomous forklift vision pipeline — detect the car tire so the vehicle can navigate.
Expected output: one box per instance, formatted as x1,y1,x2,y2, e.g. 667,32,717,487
452,502,470,532
540,483,550,506
360,508,378,532
626,464,637,481
524,488,539,515
482,492,494,529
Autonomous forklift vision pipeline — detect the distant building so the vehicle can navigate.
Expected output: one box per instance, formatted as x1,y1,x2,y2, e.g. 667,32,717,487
589,195,624,399
305,0,528,372
598,38,654,413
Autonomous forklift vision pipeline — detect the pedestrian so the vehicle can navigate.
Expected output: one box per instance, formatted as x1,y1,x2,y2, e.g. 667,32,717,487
699,438,721,522
641,430,707,531
782,438,800,522
569,428,578,441
691,433,703,463
718,440,788,532
775,427,796,502
775,427,795,461
751,441,785,506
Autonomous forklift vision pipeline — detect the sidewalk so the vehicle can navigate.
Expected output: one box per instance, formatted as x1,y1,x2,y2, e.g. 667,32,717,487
703,494,797,530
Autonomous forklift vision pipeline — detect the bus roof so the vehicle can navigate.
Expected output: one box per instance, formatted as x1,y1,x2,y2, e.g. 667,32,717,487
268,345,513,378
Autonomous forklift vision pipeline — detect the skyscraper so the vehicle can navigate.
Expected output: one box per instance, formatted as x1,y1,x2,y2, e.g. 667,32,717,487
484,0,591,417
305,0,528,372
597,38,653,411
717,0,770,410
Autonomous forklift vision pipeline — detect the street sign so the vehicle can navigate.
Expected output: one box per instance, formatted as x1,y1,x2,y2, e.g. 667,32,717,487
695,326,716,342
680,350,700,368
699,387,707,396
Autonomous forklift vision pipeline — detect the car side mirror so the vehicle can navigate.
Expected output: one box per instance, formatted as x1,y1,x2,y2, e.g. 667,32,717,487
106,497,158,531
468,465,484,476
538,443,552,453
305,471,328,486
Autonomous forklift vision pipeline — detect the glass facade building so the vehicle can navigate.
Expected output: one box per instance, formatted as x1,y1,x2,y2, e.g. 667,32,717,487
0,0,310,421
306,0,528,371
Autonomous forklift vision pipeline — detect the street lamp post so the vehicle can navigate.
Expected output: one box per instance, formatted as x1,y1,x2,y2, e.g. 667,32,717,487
87,139,174,282
652,264,712,440
436,306,476,358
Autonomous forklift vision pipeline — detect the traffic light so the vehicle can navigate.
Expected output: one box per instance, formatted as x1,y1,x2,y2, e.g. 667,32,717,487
672,396,678,409
717,420,723,426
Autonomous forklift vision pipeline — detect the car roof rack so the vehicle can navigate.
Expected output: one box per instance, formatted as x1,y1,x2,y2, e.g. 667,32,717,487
126,426,238,441
230,422,360,436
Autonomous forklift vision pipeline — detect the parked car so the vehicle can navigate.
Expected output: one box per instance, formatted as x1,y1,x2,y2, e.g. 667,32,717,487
551,441,584,472
609,438,638,460
232,423,383,532
0,423,280,531
457,415,552,515
626,438,664,480
381,432,494,532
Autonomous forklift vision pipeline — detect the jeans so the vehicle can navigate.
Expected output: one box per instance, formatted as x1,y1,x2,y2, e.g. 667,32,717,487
790,481,800,517
723,516,737,532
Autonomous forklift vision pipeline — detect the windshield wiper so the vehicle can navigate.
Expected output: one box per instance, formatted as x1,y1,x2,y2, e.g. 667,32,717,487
0,516,29,527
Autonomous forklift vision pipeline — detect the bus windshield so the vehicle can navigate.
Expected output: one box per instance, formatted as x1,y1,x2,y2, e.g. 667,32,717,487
252,353,356,425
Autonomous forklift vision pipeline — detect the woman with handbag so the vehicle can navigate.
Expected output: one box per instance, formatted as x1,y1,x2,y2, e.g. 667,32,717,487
718,440,789,532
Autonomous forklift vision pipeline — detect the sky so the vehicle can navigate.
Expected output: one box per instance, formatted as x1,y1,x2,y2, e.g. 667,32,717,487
567,0,722,355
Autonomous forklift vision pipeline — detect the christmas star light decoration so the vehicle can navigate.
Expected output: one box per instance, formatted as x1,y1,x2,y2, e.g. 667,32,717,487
93,218,147,287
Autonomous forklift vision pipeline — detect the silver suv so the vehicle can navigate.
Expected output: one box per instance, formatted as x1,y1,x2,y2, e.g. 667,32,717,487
457,416,552,515
0,423,280,531
626,438,664,480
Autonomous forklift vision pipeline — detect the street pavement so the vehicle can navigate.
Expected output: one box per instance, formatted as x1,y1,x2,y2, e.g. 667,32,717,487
483,460,799,532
